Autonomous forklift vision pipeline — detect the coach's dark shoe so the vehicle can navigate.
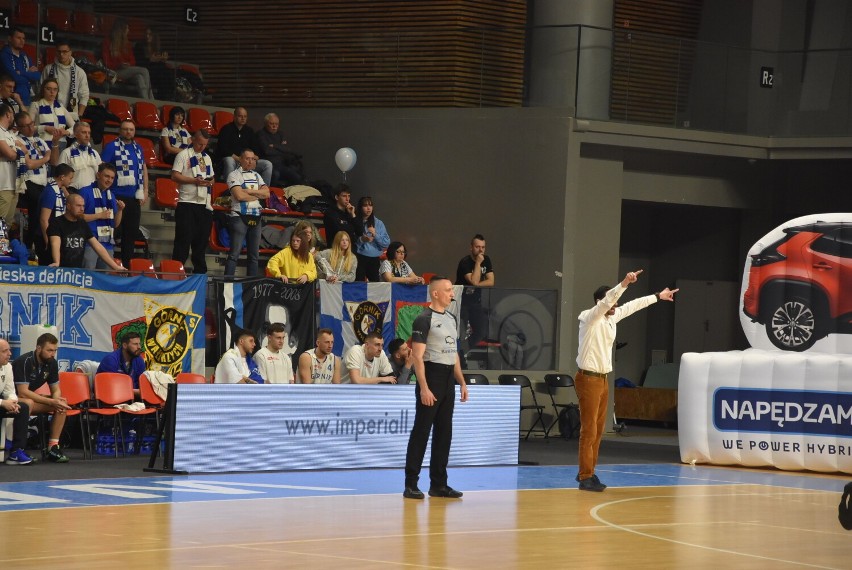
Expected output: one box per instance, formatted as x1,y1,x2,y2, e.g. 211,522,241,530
578,476,606,492
428,486,463,498
575,473,607,489
403,486,424,500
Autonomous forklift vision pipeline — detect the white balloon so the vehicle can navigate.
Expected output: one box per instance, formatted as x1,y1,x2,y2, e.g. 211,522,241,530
335,147,357,173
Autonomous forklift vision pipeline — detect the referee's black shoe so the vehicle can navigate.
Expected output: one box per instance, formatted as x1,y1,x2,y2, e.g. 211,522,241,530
403,486,425,500
428,486,463,498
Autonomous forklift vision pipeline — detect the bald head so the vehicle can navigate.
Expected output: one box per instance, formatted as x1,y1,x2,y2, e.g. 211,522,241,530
0,338,10,366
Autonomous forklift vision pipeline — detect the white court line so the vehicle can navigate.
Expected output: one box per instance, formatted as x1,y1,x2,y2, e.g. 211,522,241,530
739,520,851,537
595,466,845,492
590,494,842,570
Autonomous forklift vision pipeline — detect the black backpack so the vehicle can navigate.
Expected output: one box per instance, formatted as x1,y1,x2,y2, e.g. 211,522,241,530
558,404,581,439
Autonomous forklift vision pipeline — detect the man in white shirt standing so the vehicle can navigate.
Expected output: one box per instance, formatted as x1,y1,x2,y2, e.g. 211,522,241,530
214,331,258,384
171,129,214,274
56,121,100,191
0,338,32,465
43,41,89,121
343,330,396,384
0,103,20,226
574,270,678,492
253,323,293,384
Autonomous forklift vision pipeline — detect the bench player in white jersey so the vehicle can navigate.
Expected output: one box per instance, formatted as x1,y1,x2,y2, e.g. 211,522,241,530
297,328,341,384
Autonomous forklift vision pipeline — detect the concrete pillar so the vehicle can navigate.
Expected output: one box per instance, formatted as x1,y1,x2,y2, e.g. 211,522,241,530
527,0,614,118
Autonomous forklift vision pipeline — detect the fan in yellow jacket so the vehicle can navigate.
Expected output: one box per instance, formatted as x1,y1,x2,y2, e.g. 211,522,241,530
266,229,317,284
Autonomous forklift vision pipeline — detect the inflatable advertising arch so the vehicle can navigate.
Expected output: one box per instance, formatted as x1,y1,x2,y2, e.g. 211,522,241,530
679,213,852,474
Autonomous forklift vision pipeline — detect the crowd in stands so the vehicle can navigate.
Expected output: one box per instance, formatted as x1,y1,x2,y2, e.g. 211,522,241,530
0,24,502,466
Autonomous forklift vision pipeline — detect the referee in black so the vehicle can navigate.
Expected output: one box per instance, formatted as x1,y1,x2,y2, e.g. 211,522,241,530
404,276,469,499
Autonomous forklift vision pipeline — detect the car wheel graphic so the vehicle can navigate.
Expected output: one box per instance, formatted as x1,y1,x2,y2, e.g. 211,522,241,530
765,296,819,351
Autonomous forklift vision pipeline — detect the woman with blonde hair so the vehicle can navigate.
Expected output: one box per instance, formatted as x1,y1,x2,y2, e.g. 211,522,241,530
266,229,317,284
316,231,357,283
102,18,154,100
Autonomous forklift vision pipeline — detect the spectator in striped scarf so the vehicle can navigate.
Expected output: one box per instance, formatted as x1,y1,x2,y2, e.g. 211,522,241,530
160,106,191,165
224,149,270,277
101,120,148,268
28,78,73,146
14,111,53,250
78,162,124,269
55,121,101,191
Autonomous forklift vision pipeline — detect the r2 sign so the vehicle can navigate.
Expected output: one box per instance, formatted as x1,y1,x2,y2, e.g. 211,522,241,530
760,66,774,88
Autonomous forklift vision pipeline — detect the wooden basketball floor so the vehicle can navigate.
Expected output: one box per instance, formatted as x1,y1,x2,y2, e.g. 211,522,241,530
0,463,848,569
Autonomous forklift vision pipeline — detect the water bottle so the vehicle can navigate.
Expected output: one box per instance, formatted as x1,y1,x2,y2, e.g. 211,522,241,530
127,430,136,454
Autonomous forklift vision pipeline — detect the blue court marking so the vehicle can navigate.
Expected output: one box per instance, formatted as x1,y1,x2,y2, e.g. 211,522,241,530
0,463,846,512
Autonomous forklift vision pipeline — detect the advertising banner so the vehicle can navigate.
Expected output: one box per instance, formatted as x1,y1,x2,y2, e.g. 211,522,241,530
679,350,852,474
0,265,206,374
214,278,315,362
319,282,463,358
682,213,852,474
171,384,520,473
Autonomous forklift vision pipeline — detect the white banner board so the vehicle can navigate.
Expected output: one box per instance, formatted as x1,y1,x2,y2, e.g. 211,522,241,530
171,384,520,473
679,350,852,474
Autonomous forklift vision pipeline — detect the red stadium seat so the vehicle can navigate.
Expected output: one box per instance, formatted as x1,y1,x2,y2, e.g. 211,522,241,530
106,99,132,126
92,372,157,457
155,178,179,209
14,1,39,27
213,111,233,134
158,259,186,280
211,182,229,210
135,101,164,131
138,374,165,431
136,137,171,169
72,10,99,36
187,107,212,133
45,7,72,31
176,373,207,384
129,258,157,278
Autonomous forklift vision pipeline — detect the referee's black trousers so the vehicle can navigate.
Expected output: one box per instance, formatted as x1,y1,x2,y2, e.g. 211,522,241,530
404,362,456,489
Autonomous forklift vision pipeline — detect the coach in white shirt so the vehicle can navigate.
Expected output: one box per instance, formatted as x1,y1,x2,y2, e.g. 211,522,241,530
574,270,678,492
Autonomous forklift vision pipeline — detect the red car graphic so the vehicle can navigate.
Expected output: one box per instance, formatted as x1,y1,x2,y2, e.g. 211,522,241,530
743,222,852,351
